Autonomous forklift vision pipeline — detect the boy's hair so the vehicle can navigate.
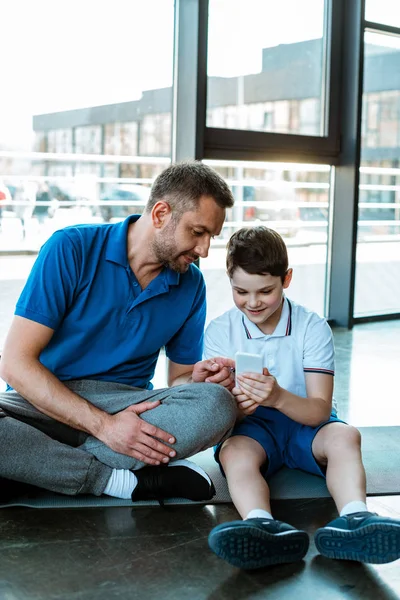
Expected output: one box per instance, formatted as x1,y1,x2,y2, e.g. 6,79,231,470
145,161,234,220
226,226,288,282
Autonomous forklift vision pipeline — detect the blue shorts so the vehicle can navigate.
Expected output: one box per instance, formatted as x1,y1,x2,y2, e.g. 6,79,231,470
215,406,346,479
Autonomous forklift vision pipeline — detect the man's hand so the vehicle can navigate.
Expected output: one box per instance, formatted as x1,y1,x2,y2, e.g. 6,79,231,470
97,401,177,466
192,357,235,390
235,367,281,410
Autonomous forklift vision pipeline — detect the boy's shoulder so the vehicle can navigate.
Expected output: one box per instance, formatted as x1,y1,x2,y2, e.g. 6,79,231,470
289,298,328,326
206,306,241,332
288,299,332,346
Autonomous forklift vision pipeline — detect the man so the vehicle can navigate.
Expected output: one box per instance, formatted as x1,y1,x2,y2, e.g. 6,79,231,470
0,161,237,503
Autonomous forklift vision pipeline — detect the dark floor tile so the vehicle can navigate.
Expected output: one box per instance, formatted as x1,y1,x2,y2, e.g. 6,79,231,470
0,498,399,600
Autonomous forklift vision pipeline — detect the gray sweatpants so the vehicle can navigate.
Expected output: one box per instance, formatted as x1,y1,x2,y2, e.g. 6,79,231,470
0,380,236,497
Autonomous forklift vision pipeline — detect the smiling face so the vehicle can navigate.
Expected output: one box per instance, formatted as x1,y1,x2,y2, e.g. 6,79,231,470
152,195,226,273
230,266,292,334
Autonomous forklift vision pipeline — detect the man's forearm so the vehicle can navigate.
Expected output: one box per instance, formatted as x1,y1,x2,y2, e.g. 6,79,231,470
2,357,110,436
169,371,193,387
273,389,332,427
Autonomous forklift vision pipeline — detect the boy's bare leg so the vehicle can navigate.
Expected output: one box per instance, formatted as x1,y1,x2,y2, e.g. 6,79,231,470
209,434,309,569
312,422,400,564
311,422,366,512
220,435,271,518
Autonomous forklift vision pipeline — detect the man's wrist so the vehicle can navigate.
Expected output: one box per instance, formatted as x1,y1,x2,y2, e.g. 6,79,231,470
90,408,112,440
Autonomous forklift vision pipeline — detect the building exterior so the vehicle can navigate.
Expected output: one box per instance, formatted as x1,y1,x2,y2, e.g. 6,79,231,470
30,39,400,215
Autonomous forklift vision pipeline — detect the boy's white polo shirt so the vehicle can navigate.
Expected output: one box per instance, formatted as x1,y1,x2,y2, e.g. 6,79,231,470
203,296,336,412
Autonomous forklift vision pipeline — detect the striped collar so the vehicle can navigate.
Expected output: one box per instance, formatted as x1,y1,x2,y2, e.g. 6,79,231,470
241,297,292,339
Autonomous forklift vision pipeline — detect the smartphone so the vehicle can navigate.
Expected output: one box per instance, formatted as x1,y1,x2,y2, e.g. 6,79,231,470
234,351,263,386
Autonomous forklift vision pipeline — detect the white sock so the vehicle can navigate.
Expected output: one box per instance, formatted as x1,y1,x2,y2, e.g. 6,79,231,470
245,509,274,520
103,469,138,499
168,459,212,486
340,500,368,517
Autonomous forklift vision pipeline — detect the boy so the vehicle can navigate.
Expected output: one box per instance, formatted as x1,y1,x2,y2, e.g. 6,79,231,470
204,226,400,569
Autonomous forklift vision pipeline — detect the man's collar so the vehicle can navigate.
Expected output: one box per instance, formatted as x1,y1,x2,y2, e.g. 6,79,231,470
242,297,292,339
105,215,139,266
105,215,180,286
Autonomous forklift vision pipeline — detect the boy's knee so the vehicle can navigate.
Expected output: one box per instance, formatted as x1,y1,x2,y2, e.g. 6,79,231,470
324,422,362,451
220,435,256,469
341,424,362,448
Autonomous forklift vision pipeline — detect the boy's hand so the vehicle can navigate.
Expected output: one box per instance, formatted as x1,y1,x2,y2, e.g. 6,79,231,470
192,357,235,390
232,387,259,416
236,367,281,408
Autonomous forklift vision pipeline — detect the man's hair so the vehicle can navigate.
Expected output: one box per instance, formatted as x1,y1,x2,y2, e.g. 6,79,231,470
145,161,234,218
226,226,289,282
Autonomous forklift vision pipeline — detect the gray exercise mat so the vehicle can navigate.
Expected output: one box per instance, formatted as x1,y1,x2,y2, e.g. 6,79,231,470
0,426,399,509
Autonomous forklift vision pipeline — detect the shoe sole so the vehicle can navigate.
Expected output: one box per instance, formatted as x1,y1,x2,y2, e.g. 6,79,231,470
315,522,400,563
208,524,309,569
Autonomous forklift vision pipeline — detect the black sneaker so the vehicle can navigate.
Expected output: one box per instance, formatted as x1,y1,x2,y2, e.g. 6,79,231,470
132,459,216,503
208,518,309,569
315,511,400,563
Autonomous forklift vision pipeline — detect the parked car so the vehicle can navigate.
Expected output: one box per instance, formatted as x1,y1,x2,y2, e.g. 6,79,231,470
99,184,151,222
48,184,99,217
0,182,12,207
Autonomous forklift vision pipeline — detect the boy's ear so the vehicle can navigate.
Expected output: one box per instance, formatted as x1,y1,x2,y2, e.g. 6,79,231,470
283,268,293,289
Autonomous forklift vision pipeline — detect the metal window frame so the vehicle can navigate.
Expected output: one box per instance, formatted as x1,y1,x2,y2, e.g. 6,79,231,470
173,0,343,165
172,0,400,327
350,18,400,325
203,0,342,164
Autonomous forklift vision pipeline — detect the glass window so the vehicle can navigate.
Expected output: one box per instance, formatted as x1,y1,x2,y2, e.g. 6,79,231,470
355,32,400,317
365,0,400,28
207,0,327,136
0,0,174,349
47,129,73,154
139,114,172,156
104,122,138,156
75,126,102,155
201,160,332,323
0,0,174,250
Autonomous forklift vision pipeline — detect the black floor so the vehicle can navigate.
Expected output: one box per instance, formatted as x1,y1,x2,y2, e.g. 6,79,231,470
0,321,399,599
1,497,400,600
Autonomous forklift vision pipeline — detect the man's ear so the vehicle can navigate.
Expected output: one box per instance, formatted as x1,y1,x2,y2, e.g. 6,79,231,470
283,268,293,289
151,201,172,229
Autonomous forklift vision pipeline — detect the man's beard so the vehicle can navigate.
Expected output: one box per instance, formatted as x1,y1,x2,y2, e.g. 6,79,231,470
152,227,196,273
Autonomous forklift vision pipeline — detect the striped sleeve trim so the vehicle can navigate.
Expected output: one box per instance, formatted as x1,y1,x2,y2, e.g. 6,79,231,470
304,368,335,376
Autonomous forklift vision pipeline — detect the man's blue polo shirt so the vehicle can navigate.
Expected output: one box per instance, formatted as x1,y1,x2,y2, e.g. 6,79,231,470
14,216,206,389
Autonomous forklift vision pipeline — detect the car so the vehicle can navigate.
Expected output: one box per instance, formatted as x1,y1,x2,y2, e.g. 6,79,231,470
47,183,100,217
0,182,12,207
99,184,151,222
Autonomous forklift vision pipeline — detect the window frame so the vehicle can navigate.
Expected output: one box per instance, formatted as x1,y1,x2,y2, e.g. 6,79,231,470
201,0,343,164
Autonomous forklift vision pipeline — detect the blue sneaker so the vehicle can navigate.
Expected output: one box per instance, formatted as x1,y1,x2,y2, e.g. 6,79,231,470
208,518,309,569
315,511,400,563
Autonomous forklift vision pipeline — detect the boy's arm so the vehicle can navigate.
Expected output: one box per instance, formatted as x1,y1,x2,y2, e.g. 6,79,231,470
274,313,334,425
236,314,335,427
273,371,333,426
235,369,333,426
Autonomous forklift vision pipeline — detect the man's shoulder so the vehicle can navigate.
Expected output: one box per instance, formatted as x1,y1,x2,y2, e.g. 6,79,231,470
61,222,111,243
44,222,109,248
